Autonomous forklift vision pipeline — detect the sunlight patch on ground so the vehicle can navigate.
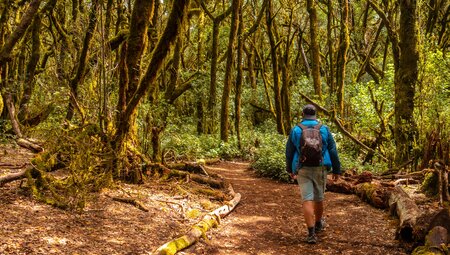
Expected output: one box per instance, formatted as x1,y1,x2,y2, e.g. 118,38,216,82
227,162,250,166
239,215,273,224
207,167,240,172
334,211,347,216
42,236,69,245
262,202,278,207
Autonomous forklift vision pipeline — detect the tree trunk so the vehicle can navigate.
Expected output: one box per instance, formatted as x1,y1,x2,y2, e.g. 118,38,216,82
220,0,240,141
66,0,99,121
18,14,41,122
307,0,322,99
113,0,190,180
336,0,350,116
281,10,294,134
266,0,284,135
235,6,244,149
206,21,220,134
0,0,41,65
151,127,162,163
326,0,335,94
126,0,154,102
201,4,231,135
394,0,419,165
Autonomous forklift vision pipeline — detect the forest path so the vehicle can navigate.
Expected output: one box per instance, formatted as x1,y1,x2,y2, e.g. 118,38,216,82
185,161,408,255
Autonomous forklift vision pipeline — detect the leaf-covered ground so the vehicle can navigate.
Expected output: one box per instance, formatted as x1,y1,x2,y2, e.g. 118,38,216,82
1,144,408,254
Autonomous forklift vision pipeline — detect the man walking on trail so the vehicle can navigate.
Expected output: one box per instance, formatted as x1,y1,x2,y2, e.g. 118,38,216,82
285,104,341,244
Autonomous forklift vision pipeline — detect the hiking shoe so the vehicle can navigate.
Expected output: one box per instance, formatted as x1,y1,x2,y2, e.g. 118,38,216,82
305,234,317,244
315,219,328,233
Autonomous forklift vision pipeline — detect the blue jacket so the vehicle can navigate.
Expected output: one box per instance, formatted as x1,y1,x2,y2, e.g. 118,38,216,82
285,119,341,174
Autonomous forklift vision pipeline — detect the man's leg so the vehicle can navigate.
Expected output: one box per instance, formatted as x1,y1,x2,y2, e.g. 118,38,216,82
298,169,317,243
314,201,323,222
302,201,315,228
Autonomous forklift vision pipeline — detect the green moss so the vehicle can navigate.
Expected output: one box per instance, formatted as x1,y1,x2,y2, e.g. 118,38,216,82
421,172,438,196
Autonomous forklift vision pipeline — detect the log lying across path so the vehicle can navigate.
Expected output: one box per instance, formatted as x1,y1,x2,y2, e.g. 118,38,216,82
154,185,241,255
326,173,437,242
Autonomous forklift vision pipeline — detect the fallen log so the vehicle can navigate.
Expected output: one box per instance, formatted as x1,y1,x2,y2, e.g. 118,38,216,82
413,208,450,243
326,178,354,194
412,226,448,255
327,172,445,246
154,186,241,255
389,186,421,241
16,138,43,153
356,182,392,209
0,169,28,186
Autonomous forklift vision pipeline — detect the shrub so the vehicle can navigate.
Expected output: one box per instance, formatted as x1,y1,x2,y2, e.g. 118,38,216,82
251,132,290,182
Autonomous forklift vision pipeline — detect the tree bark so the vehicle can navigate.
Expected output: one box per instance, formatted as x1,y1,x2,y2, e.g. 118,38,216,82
235,5,244,148
389,186,420,241
201,3,232,134
66,0,100,121
155,187,241,255
220,0,240,141
265,0,284,135
394,0,419,165
336,0,350,116
326,0,335,94
307,0,322,99
0,169,27,186
0,0,42,66
19,14,41,122
114,0,190,163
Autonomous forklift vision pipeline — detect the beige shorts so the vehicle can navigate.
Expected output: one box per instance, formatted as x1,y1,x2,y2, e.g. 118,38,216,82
297,166,326,202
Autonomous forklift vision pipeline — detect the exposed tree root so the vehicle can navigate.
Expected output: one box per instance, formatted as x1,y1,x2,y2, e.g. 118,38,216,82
111,196,149,212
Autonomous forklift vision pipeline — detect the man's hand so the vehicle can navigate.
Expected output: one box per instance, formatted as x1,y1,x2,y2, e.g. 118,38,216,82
290,173,297,180
332,174,340,181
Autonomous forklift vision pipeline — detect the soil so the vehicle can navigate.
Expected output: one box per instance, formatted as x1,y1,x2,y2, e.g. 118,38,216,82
0,144,408,255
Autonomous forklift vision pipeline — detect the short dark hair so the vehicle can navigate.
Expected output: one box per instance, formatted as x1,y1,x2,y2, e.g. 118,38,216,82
302,104,317,119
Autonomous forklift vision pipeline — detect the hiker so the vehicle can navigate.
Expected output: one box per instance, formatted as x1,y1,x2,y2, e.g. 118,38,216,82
285,104,341,244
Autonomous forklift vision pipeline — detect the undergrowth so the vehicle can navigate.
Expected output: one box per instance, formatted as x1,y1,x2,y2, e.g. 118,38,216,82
26,124,114,210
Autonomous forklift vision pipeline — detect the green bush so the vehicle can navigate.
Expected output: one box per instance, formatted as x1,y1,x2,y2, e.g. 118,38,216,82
251,132,290,182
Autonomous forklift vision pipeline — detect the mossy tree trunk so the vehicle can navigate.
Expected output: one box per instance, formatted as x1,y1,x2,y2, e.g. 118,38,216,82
266,0,284,135
280,8,294,134
336,0,350,116
326,0,335,95
201,3,231,134
18,14,41,122
306,0,322,100
113,0,190,180
235,3,244,149
220,0,241,142
0,0,41,88
65,0,100,121
394,0,419,165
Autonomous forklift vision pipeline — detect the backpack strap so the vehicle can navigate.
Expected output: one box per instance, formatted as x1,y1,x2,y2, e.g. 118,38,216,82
298,122,321,130
298,123,307,130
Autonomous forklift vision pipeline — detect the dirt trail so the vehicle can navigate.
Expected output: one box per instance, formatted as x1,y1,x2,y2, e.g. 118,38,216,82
186,161,408,255
1,147,408,255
